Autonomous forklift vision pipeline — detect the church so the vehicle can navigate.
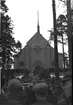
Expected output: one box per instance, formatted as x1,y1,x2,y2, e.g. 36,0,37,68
14,17,63,71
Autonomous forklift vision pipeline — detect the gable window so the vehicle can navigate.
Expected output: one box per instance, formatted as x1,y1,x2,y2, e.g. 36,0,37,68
34,45,41,53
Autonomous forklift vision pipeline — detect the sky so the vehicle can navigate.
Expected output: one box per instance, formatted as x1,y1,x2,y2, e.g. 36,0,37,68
6,0,69,53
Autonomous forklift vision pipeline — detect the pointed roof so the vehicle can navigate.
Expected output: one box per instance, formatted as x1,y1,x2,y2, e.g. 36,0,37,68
27,32,50,48
26,11,51,48
37,11,40,33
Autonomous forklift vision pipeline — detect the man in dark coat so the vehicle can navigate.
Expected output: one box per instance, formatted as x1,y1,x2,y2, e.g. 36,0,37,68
0,90,21,105
31,82,53,105
6,79,26,105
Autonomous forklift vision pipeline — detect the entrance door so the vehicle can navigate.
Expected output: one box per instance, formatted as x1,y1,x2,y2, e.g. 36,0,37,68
32,60,44,75
33,60,44,69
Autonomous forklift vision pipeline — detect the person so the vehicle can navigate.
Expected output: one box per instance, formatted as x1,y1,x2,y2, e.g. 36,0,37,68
26,83,37,105
2,84,8,94
6,78,26,105
31,82,53,105
0,90,22,105
46,87,58,105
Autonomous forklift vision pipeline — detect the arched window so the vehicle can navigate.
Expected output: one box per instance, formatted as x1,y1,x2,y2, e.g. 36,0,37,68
20,61,24,66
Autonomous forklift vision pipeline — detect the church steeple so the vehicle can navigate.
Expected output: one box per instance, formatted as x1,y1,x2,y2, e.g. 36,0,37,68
37,11,40,33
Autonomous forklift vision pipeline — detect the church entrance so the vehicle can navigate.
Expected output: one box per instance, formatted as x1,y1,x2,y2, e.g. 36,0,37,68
32,60,44,76
33,60,44,69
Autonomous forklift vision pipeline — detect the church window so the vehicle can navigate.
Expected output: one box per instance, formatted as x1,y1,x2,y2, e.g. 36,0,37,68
20,61,24,66
34,45,41,53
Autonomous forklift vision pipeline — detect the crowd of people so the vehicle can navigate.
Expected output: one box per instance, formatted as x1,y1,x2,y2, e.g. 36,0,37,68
0,67,72,105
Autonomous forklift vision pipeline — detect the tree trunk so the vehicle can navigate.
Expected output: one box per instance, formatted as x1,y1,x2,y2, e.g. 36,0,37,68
62,35,65,70
52,0,59,86
67,0,72,71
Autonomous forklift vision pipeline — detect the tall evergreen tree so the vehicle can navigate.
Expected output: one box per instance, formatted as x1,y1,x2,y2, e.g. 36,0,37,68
0,0,22,78
56,14,68,69
49,14,68,70
59,0,72,71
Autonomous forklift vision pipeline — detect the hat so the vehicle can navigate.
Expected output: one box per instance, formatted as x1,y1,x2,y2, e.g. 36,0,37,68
32,82,48,93
8,79,22,93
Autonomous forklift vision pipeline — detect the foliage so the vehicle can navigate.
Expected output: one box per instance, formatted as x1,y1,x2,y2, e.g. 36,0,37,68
0,0,22,75
49,14,68,44
49,14,68,68
33,71,71,105
59,0,67,5
14,40,22,54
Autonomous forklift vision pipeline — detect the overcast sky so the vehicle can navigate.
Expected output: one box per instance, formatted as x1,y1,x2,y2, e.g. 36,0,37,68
6,0,69,53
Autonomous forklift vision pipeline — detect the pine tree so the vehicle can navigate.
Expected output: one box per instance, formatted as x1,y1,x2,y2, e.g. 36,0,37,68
59,0,72,71
56,14,68,69
0,0,22,79
49,14,68,70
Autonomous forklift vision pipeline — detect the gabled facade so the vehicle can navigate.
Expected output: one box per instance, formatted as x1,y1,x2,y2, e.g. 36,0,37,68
14,17,63,70
14,33,63,70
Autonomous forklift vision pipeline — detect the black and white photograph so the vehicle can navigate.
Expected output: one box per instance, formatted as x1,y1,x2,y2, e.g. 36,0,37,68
0,0,72,105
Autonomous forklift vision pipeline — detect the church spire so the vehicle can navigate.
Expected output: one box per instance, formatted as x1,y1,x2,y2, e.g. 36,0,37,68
37,11,40,33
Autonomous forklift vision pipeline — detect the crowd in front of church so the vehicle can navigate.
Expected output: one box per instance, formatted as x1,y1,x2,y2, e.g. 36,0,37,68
0,66,72,105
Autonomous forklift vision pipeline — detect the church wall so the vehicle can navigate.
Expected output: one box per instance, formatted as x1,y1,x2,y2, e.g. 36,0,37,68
29,47,51,69
14,38,63,70
46,46,54,68
46,47,52,68
28,46,54,69
14,45,63,70
17,54,24,70
30,48,42,68
48,47,63,68
19,49,26,69
22,45,30,69
37,49,46,67
37,35,47,48
23,46,28,68
14,47,28,70
40,47,52,69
